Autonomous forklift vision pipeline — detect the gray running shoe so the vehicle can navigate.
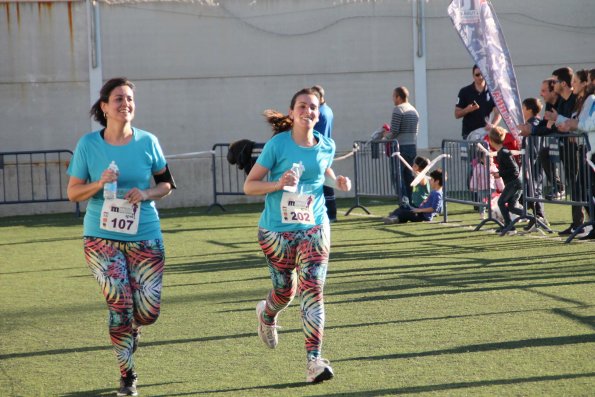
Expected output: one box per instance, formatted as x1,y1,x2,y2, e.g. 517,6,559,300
117,370,138,397
256,300,278,349
306,357,334,383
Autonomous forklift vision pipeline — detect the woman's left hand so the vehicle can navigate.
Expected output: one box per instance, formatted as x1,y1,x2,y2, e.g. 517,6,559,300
544,109,558,122
557,119,578,132
335,175,352,192
124,188,149,204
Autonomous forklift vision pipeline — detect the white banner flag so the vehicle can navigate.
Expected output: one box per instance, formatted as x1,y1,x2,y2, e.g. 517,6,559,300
448,0,523,143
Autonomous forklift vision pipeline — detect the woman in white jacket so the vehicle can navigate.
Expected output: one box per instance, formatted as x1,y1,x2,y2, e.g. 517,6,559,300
557,69,595,239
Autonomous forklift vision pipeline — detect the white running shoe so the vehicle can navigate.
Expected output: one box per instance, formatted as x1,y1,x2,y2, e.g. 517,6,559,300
256,300,278,349
306,357,334,383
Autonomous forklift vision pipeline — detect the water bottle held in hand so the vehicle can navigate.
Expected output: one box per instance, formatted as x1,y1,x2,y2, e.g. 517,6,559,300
283,161,303,193
103,161,119,199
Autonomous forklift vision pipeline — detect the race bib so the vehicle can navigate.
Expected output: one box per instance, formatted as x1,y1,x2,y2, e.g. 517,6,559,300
280,191,315,225
100,198,140,235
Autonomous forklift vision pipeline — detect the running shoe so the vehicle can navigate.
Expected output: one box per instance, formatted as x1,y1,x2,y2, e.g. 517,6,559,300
117,370,138,397
306,357,334,383
256,300,278,349
382,215,400,225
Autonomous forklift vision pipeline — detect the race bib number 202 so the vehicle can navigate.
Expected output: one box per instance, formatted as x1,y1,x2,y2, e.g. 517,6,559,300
280,192,315,225
100,199,140,235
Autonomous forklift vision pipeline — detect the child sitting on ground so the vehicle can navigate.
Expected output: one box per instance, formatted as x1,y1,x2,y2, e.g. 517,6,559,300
383,168,443,224
383,156,431,224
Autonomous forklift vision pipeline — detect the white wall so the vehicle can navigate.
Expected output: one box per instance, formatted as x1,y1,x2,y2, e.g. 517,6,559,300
1,0,594,216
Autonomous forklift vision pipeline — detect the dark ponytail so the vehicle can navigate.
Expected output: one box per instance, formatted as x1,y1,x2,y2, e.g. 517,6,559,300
263,109,293,135
263,88,320,135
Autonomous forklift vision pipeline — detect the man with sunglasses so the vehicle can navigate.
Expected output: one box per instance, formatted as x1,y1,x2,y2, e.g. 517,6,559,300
455,65,501,140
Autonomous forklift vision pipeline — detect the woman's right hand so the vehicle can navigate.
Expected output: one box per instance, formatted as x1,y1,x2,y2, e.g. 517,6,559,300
278,169,299,189
99,167,118,187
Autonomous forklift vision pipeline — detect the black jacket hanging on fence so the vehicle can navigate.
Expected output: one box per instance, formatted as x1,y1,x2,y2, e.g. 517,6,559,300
227,139,257,175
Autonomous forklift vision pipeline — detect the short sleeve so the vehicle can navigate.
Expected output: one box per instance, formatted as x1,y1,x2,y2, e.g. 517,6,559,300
256,139,276,171
327,138,336,169
67,137,90,181
151,136,167,173
456,88,467,109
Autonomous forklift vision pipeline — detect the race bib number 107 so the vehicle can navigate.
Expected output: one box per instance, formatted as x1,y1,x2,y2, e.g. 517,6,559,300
100,199,140,235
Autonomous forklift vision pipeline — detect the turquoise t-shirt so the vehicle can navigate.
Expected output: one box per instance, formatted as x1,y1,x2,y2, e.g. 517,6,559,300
67,128,167,241
257,131,335,232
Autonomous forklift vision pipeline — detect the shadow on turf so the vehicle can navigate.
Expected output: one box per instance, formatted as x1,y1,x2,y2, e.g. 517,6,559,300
60,381,184,397
216,274,594,310
308,372,595,397
333,333,595,363
326,279,595,306
164,255,265,275
150,381,309,396
4,315,594,362
0,235,82,247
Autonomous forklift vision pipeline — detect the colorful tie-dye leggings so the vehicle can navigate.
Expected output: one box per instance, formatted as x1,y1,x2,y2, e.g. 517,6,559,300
258,224,330,360
83,237,165,376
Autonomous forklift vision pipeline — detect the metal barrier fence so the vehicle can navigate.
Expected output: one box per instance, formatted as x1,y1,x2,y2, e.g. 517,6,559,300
345,139,400,215
524,133,593,243
208,142,264,212
441,139,504,230
0,150,79,215
442,134,594,243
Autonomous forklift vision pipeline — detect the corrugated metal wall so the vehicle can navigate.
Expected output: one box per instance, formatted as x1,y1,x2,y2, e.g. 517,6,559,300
1,0,594,215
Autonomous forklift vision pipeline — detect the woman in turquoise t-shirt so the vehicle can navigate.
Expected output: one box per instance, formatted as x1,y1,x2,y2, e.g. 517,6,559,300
244,87,351,384
67,77,175,397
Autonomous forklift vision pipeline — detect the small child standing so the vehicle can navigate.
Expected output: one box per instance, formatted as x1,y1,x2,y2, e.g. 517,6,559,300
521,97,548,230
470,150,502,219
383,168,443,224
488,126,524,235
383,156,431,224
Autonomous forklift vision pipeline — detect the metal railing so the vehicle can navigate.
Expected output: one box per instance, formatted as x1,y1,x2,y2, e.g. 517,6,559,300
441,139,502,230
208,142,264,212
0,150,79,215
345,139,400,215
441,134,594,243
523,133,593,242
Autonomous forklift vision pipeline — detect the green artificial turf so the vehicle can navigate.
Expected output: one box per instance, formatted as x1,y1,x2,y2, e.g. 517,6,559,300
1,199,593,396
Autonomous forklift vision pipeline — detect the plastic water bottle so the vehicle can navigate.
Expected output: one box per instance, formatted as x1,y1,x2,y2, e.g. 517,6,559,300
283,161,303,193
103,161,119,199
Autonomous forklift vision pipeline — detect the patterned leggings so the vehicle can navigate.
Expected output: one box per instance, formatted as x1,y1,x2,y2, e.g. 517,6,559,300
83,237,165,376
258,224,330,360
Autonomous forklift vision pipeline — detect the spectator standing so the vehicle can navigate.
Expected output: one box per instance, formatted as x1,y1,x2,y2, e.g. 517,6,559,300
312,85,337,222
520,97,548,230
469,150,502,220
520,78,564,199
455,65,501,140
545,67,579,235
387,86,419,202
558,68,595,240
487,127,523,236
